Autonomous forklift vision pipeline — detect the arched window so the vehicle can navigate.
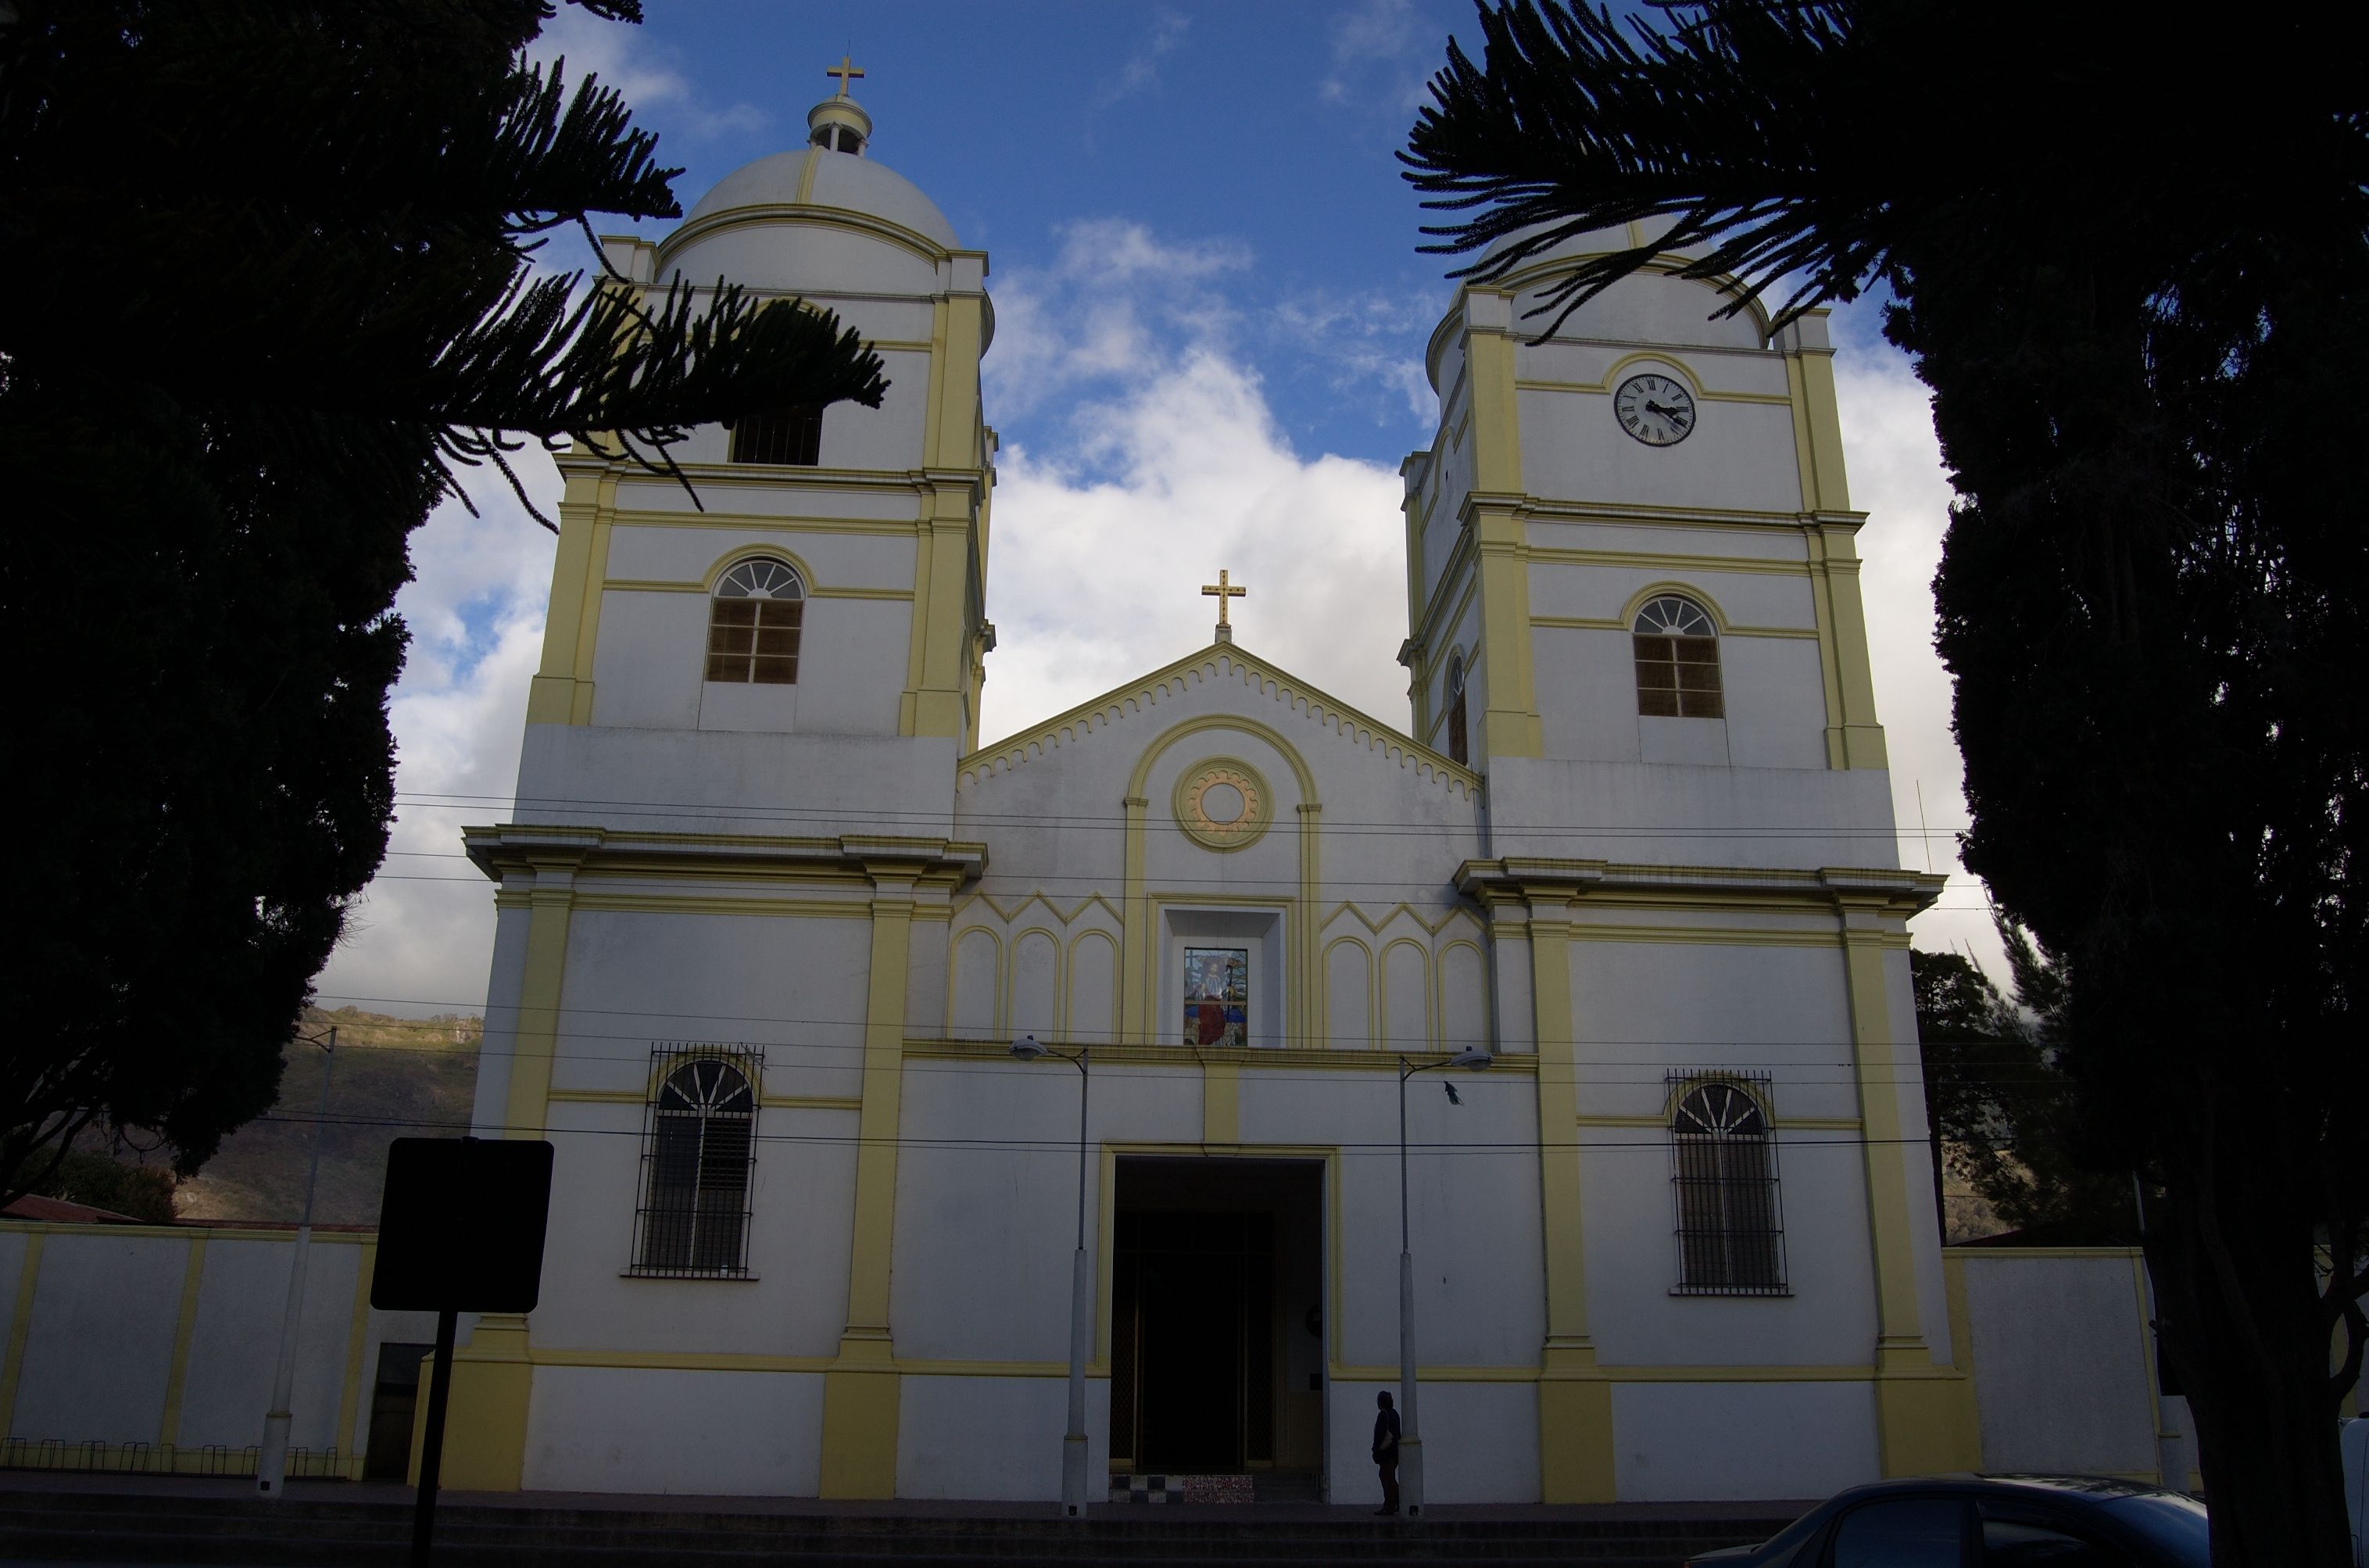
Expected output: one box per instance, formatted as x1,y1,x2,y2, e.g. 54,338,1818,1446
705,558,804,685
728,403,823,465
1633,594,1723,718
634,1051,759,1276
1444,655,1469,765
1670,1077,1786,1294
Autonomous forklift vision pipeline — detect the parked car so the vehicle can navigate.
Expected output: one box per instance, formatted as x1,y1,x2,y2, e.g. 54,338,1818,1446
1686,1475,2206,1567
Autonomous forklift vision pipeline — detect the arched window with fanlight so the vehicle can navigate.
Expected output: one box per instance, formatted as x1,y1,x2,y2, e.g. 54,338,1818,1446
633,1048,760,1276
705,557,804,686
1633,594,1723,718
1669,1075,1787,1294
1444,654,1469,765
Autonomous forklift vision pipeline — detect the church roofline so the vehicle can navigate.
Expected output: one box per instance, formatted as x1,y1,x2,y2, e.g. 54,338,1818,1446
957,639,1483,799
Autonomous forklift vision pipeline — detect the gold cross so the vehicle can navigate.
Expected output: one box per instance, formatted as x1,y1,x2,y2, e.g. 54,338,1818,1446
1201,568,1247,628
826,55,865,98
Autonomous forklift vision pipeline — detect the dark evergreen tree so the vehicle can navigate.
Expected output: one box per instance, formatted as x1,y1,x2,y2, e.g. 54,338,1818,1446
1403,3,2367,1558
0,3,887,1205
1913,930,2136,1244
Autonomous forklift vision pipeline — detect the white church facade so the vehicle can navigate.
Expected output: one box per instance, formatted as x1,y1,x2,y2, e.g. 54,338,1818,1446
438,72,1980,1504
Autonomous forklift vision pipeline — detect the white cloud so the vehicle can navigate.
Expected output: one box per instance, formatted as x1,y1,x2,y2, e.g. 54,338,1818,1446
985,219,1251,422
1830,321,2006,982
1319,0,1434,113
982,349,1410,746
528,9,767,142
314,459,560,1015
1091,10,1191,113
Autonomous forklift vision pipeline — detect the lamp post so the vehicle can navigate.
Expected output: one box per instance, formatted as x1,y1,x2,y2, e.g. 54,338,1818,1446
256,1023,337,1498
1011,1034,1093,1516
1394,1046,1491,1517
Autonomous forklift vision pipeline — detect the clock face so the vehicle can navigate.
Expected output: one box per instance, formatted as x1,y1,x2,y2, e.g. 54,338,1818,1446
1613,373,1697,446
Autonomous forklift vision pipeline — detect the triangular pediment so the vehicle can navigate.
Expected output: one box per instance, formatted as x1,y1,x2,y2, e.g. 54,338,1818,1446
957,641,1481,803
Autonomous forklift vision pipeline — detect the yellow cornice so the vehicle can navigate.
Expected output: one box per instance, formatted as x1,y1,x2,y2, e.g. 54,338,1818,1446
1457,857,1945,918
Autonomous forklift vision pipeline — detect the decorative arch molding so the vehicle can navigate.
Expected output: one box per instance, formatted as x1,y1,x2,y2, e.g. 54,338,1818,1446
1321,935,1376,1053
702,543,820,596
1617,580,1731,635
1657,1069,1778,1123
1485,253,1775,343
946,925,1004,1040
657,202,955,270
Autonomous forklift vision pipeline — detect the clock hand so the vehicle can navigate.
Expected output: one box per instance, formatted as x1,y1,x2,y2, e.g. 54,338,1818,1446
1644,400,1690,421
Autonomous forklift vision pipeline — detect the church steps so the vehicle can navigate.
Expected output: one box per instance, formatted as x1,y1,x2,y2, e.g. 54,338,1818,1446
0,1489,1792,1568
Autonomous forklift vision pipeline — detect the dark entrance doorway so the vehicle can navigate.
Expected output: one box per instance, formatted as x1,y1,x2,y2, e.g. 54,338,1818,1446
1111,1158,1323,1483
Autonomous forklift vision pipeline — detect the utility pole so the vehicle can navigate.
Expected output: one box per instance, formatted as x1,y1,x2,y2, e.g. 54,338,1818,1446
255,1024,337,1497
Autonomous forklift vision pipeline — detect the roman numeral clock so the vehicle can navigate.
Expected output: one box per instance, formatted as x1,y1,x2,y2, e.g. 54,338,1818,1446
1614,371,1697,446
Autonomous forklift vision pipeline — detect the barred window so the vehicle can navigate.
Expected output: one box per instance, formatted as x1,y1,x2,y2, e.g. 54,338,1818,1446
705,557,803,685
1669,1075,1787,1295
728,403,822,465
633,1047,760,1277
1634,594,1723,718
1444,655,1469,765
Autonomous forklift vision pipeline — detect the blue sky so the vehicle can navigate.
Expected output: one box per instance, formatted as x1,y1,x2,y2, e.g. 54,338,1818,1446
566,0,1497,460
315,1,2003,1016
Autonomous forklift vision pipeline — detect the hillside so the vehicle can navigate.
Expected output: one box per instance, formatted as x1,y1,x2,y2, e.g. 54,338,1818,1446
172,1007,481,1226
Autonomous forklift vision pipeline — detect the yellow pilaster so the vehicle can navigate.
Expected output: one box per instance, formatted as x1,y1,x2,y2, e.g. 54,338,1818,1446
1119,796,1151,1048
904,288,989,739
526,469,613,725
1840,911,1976,1474
820,868,919,1498
1523,891,1612,1502
1785,335,1853,514
0,1231,45,1435
1805,522,1888,770
335,1240,377,1475
156,1235,209,1446
1462,304,1544,764
1202,1060,1240,1147
423,1314,533,1491
437,857,579,1491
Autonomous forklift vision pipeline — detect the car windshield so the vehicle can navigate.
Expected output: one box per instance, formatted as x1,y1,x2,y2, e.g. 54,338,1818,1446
2098,1492,2209,1565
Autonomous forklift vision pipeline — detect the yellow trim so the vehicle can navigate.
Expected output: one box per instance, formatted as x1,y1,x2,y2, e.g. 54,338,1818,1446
820,875,919,1498
545,1087,863,1112
1380,936,1433,1047
1533,614,1819,641
429,1314,533,1491
945,924,1006,1038
962,643,1479,799
1526,543,1812,578
812,585,920,600
0,1230,45,1436
569,893,873,919
903,1038,1542,1075
156,1235,209,1446
1523,893,1613,1502
1517,375,1794,408
1202,1059,1240,1146
1007,925,1066,1037
700,542,819,594
1171,757,1276,853
1319,935,1376,1051
335,1240,376,1461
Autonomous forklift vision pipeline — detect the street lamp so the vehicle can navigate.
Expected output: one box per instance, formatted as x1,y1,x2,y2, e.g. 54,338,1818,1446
1011,1033,1093,1516
256,1023,337,1498
1395,1045,1491,1517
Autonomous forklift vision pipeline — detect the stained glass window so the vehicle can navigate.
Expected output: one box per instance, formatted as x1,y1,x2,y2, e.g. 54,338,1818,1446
1182,947,1249,1048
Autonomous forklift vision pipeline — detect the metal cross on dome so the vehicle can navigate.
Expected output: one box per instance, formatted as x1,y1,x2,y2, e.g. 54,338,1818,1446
825,55,864,97
1201,568,1247,631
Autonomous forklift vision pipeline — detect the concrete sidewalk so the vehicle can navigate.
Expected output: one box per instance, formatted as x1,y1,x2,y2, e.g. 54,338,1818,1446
0,1466,1816,1523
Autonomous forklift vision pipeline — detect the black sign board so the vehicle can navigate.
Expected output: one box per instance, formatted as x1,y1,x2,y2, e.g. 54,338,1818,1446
371,1137,554,1313
370,1137,554,1568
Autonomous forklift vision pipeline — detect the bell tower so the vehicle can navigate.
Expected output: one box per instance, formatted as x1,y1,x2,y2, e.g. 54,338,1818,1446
1399,226,1892,865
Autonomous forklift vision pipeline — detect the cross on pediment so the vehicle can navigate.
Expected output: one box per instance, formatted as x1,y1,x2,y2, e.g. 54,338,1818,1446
1201,569,1247,639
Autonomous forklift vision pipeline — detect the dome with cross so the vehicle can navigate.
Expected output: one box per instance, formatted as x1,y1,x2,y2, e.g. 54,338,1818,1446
675,59,958,254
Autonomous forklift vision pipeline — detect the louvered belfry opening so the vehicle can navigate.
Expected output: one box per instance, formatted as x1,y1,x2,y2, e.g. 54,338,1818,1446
633,1046,762,1277
1669,1074,1787,1295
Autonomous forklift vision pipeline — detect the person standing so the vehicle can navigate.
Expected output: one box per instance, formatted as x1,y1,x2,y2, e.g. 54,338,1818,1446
1371,1390,1401,1515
